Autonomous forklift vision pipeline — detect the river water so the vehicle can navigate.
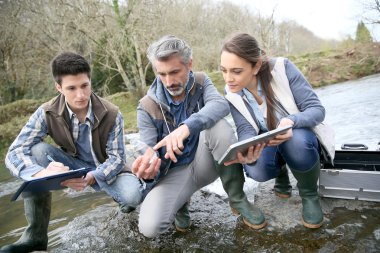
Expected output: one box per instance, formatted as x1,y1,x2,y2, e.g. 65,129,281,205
0,74,380,252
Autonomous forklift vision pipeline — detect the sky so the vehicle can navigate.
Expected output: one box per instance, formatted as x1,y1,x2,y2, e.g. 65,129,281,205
228,0,379,41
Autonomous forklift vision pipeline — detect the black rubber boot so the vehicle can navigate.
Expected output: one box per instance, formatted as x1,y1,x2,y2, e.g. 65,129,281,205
0,192,51,253
174,201,191,232
215,162,266,229
290,161,323,228
274,165,292,198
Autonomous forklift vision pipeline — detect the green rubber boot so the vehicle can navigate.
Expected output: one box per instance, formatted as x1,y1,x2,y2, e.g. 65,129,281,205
215,162,266,229
291,161,323,228
0,192,51,253
174,201,191,232
274,165,292,198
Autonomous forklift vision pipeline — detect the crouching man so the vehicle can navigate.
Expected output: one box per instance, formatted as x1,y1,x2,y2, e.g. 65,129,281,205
1,52,143,253
132,35,266,238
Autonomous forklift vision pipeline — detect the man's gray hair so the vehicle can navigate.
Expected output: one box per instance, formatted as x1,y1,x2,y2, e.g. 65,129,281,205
147,35,192,66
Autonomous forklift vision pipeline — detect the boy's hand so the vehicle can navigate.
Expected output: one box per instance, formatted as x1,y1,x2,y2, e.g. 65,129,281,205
33,162,69,178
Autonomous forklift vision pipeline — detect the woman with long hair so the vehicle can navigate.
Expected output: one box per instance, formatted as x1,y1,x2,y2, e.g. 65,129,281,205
220,33,326,228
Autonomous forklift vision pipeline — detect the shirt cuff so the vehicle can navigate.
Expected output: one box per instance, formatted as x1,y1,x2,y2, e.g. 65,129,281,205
286,115,298,126
91,169,107,188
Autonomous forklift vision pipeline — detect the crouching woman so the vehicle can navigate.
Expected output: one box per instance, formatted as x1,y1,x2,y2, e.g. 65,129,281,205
220,33,327,228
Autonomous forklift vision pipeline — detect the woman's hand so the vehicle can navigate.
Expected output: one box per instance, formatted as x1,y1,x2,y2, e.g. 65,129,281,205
268,118,294,146
224,143,265,166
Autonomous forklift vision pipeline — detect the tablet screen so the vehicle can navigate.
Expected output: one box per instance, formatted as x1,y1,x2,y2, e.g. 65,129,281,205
218,125,292,164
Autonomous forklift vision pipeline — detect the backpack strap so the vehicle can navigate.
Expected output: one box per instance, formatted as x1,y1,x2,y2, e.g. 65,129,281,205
187,72,206,113
194,71,206,85
139,96,165,120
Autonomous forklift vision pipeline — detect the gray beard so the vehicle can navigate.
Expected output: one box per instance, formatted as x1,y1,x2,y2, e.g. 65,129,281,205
165,76,189,97
166,86,185,97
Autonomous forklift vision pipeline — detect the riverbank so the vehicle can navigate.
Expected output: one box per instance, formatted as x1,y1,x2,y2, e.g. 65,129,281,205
291,42,380,87
209,42,380,89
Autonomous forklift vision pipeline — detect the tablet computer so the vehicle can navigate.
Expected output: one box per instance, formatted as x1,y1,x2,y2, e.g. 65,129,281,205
11,167,93,201
218,125,292,165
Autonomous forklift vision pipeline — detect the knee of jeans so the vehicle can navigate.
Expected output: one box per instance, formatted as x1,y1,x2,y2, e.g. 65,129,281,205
30,142,54,167
244,164,275,182
282,140,319,170
287,157,319,172
138,217,162,238
118,186,143,208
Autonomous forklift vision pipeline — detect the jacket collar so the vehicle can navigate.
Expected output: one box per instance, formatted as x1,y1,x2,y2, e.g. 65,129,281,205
225,85,260,134
65,99,94,125
46,92,108,129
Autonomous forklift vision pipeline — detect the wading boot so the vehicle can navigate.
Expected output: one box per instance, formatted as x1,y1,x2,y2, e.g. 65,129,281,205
291,161,323,228
0,192,51,253
174,201,191,232
215,162,266,229
119,204,136,213
273,165,292,198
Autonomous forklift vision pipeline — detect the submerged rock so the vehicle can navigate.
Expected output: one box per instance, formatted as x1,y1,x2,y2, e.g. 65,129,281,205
52,173,380,253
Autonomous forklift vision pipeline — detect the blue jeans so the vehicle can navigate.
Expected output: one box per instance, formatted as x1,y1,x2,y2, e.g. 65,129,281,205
244,128,320,182
30,142,144,211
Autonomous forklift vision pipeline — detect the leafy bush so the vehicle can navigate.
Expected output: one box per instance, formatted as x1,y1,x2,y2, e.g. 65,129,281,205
0,99,44,123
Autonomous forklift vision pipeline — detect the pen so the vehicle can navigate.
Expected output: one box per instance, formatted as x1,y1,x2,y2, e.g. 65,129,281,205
46,153,55,163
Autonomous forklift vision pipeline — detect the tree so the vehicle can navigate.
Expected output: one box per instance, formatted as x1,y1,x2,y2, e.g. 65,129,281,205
355,21,373,42
362,0,380,25
90,0,159,94
0,0,343,104
0,0,161,103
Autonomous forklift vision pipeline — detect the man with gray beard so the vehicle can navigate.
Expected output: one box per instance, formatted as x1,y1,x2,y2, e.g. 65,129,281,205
131,35,266,238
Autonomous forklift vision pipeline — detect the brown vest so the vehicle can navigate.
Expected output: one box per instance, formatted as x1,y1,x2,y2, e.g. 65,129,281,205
42,93,119,163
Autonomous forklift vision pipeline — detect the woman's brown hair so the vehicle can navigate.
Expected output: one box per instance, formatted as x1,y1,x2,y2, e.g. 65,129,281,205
221,33,277,130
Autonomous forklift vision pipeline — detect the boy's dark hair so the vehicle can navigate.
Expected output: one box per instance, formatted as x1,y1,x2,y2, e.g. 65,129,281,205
51,52,91,85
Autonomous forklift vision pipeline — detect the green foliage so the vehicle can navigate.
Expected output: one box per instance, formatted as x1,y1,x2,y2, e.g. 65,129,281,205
292,42,380,87
0,98,46,162
0,115,30,149
0,115,30,165
0,99,45,123
355,21,373,43
105,92,139,132
351,58,377,76
207,71,225,94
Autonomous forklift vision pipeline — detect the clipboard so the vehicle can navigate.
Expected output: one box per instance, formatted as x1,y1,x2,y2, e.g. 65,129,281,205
218,125,292,165
11,167,93,201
